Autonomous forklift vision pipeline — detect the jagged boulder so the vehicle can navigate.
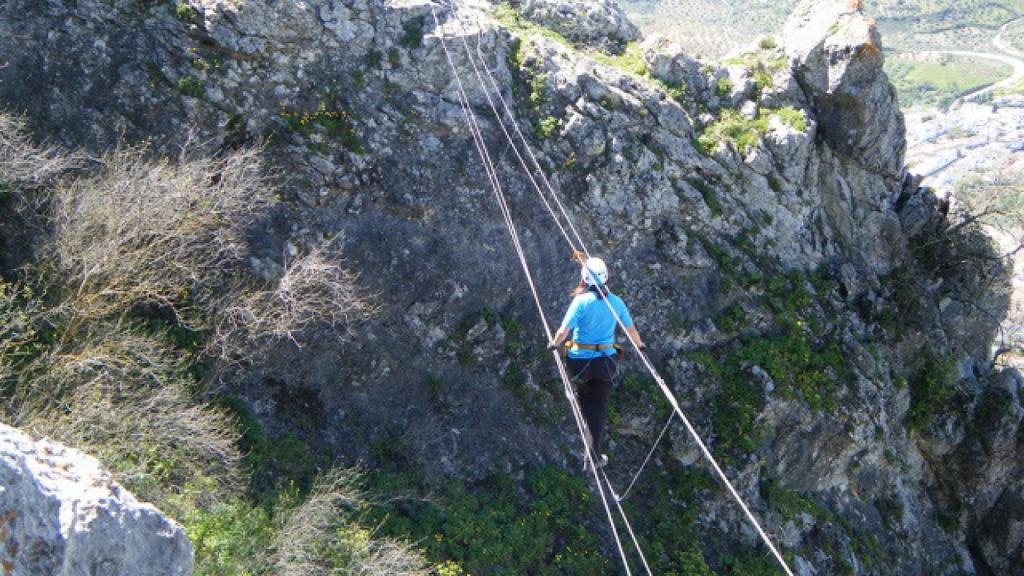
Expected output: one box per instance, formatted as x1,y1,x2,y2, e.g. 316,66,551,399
784,0,906,178
0,423,193,576
515,0,639,52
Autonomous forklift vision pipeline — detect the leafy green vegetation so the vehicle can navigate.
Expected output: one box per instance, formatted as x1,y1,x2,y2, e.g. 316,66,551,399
371,467,609,576
665,80,687,103
529,73,548,107
177,75,204,98
905,353,959,430
174,1,197,24
689,270,849,453
493,3,574,49
697,107,807,155
713,303,747,334
753,68,774,92
687,177,724,216
534,115,560,138
187,498,279,576
697,109,768,154
591,41,650,76
401,19,425,50
715,77,733,98
762,477,827,520
774,106,807,132
280,102,364,153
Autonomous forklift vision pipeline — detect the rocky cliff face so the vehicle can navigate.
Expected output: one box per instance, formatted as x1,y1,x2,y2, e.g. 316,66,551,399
1,0,1021,574
0,424,193,576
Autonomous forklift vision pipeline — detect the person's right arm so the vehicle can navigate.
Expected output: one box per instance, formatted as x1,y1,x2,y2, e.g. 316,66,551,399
616,298,645,350
624,325,646,350
548,297,581,350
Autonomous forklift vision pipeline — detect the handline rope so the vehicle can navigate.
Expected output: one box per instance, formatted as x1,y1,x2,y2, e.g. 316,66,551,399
429,6,637,575
448,8,654,572
447,6,796,575
433,3,795,575
469,30,591,256
579,253,796,576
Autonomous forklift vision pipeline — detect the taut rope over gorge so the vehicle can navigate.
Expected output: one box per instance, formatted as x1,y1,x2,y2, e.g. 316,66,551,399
430,2,795,574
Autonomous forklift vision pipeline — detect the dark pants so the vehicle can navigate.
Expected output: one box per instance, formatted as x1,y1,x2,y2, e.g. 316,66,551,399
567,356,617,455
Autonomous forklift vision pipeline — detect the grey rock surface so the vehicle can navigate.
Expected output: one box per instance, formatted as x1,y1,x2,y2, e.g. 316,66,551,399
0,0,1020,574
0,423,193,576
516,0,639,51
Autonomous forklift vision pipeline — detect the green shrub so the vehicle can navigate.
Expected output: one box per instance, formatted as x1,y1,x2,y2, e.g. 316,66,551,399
697,107,807,155
187,498,278,576
529,73,548,107
906,353,958,430
696,109,769,154
177,75,204,98
773,106,807,132
427,374,448,400
592,42,649,77
761,477,826,520
715,77,733,98
721,553,784,576
753,68,774,92
175,2,196,23
686,177,723,216
493,3,573,48
709,353,765,453
401,19,425,50
665,80,687,103
534,116,559,138
370,467,608,575
218,394,327,499
714,303,747,334
280,104,364,153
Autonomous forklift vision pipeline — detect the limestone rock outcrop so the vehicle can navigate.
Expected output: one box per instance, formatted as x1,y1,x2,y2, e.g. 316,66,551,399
0,0,1019,574
516,0,639,51
785,0,906,179
0,423,193,576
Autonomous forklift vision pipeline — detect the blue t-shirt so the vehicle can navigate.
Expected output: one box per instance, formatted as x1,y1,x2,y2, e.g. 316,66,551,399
560,290,634,359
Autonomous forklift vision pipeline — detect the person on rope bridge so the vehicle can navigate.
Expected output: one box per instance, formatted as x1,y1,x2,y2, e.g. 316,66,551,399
547,257,646,470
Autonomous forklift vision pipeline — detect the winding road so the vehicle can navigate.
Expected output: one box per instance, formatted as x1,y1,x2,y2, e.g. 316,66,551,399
914,17,1024,105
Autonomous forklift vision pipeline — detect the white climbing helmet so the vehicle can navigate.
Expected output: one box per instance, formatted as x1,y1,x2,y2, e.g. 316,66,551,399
581,257,609,287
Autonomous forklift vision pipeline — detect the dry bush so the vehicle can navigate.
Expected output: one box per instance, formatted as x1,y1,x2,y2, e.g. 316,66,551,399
271,470,430,576
0,281,43,393
30,382,242,511
0,113,74,189
47,143,273,331
20,327,242,512
212,240,376,360
45,139,373,365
